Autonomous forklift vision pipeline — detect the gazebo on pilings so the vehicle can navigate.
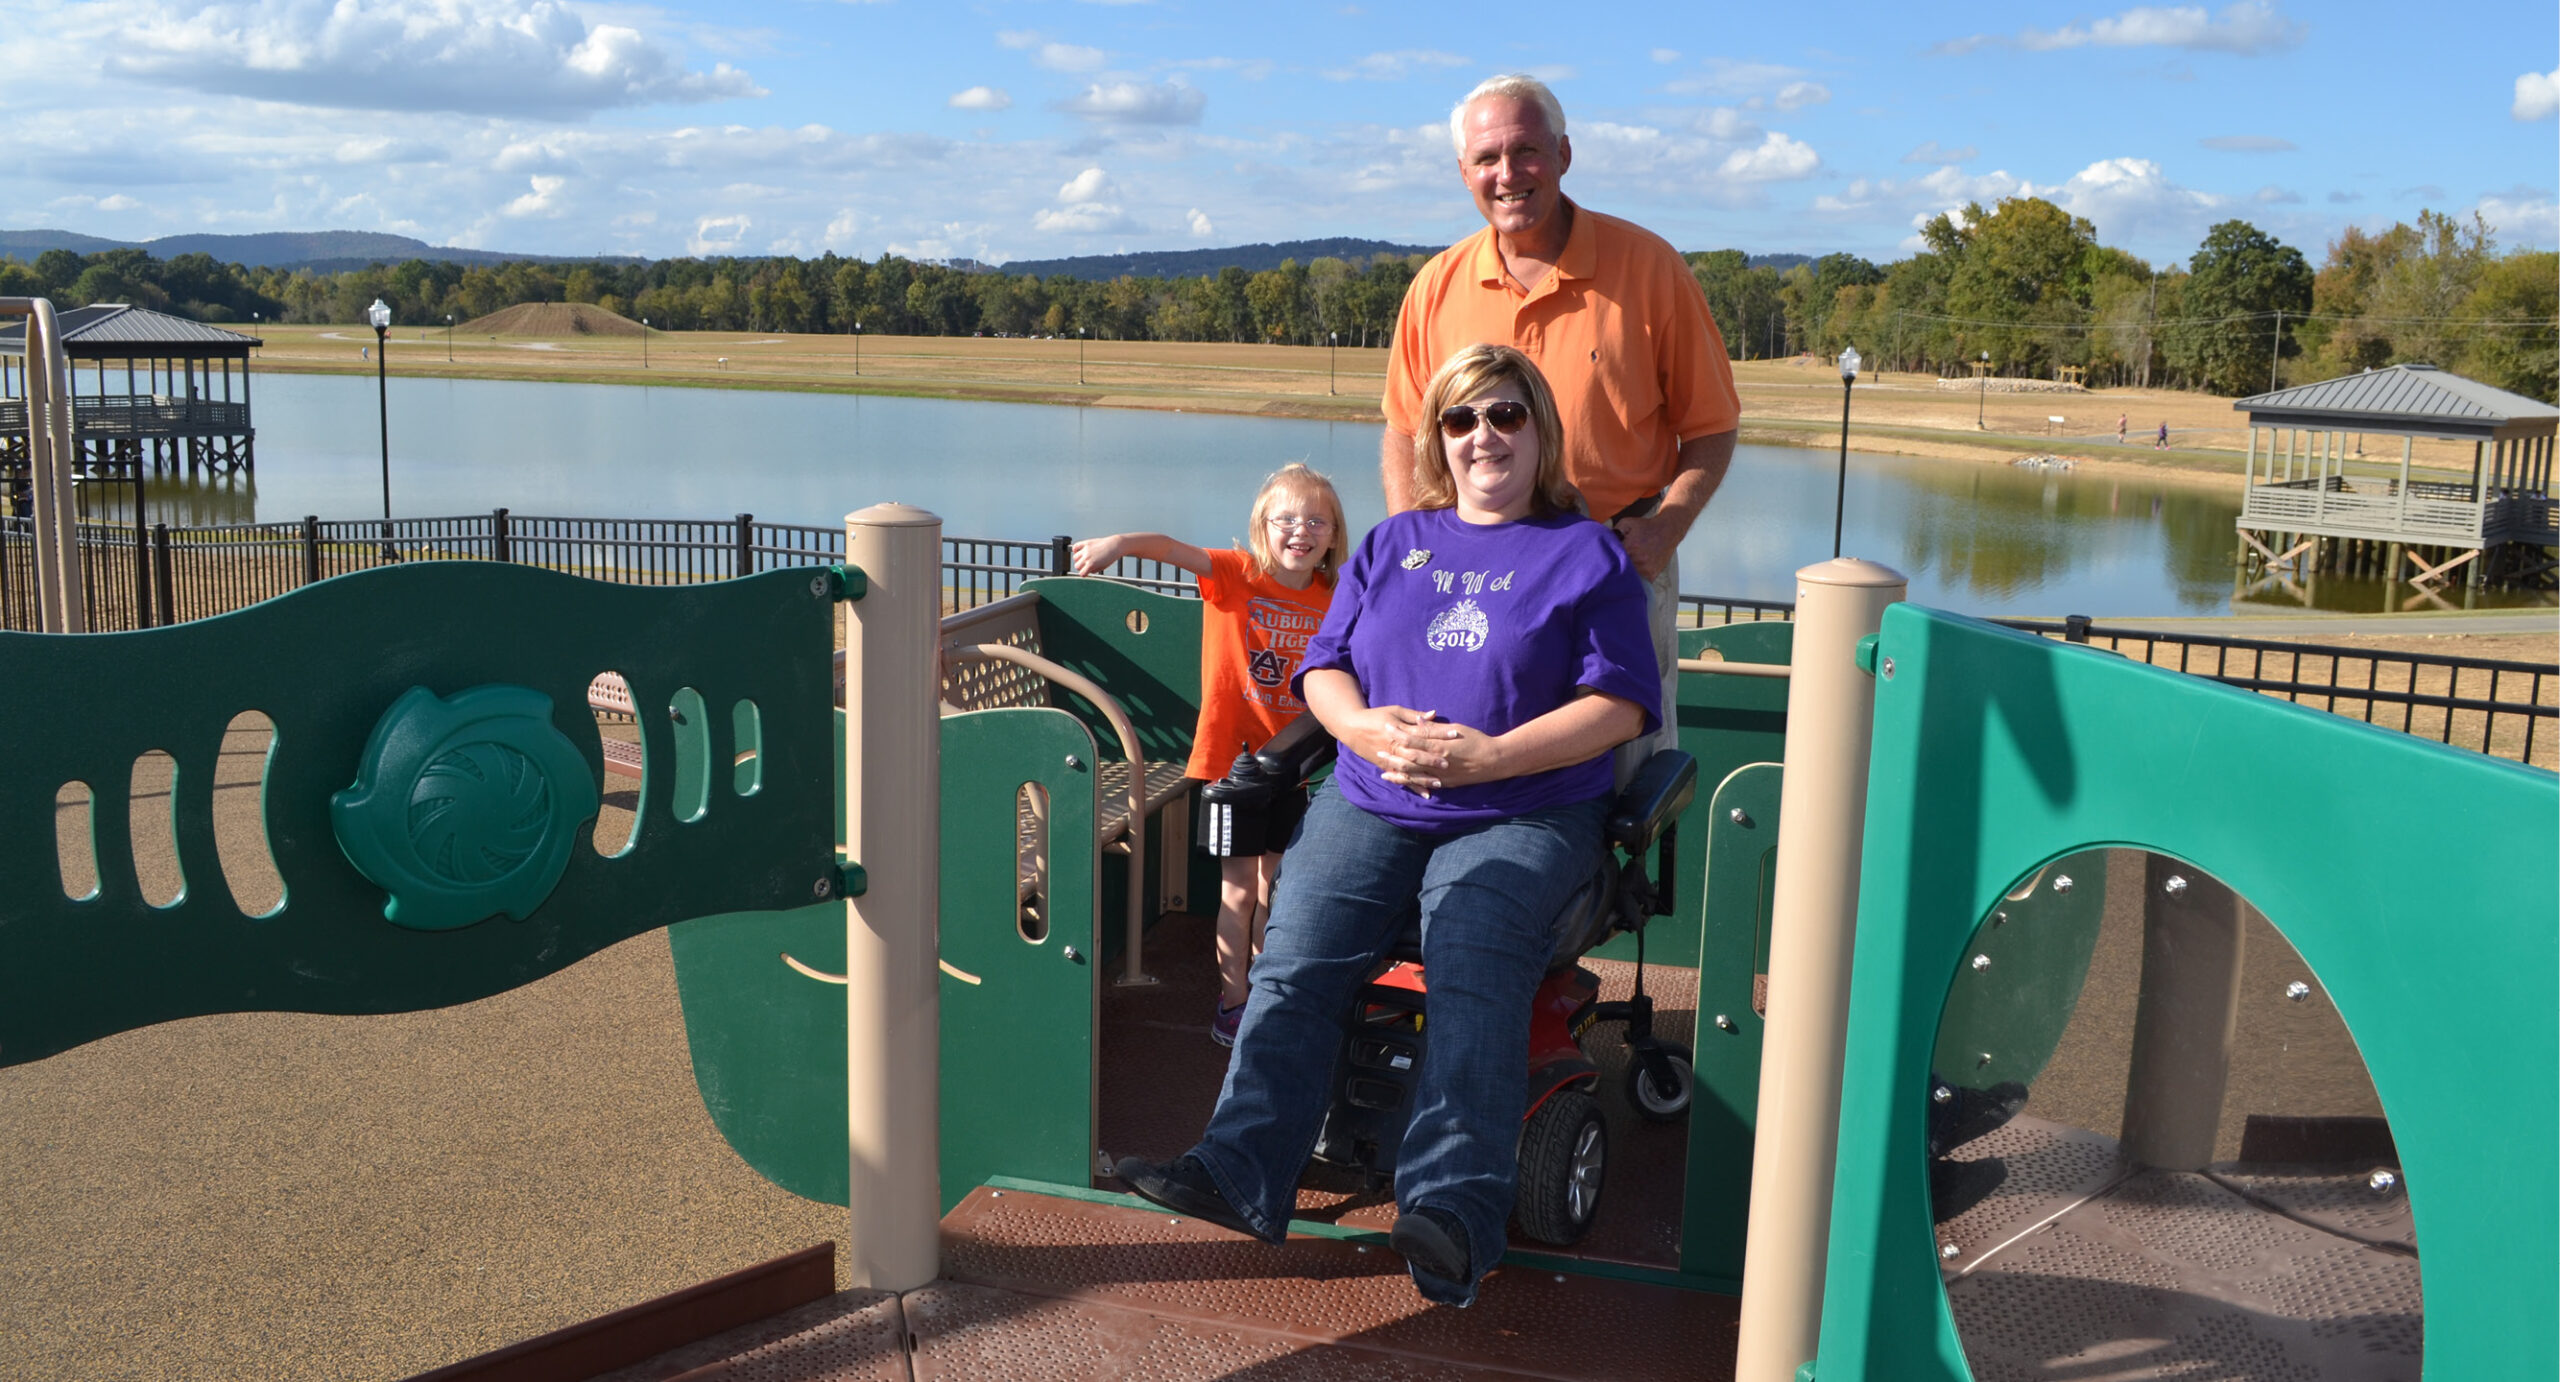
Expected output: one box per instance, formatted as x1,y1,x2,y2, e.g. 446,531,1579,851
0,305,263,510
2233,364,2558,594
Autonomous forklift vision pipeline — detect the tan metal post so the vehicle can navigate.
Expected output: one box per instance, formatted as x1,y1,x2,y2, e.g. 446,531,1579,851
1733,557,1907,1382
843,501,943,1291
2119,854,2246,1170
2,298,86,632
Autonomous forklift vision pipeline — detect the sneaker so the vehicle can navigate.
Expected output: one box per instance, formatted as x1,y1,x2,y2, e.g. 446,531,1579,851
1388,1204,1473,1286
1211,999,1246,1048
1113,1154,1267,1241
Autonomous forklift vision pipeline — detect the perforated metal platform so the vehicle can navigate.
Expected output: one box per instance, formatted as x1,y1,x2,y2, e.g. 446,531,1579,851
1937,1116,2423,1381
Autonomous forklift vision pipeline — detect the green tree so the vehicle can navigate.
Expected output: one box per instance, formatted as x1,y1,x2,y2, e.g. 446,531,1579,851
2167,219,2311,395
2457,250,2558,403
2369,210,2491,371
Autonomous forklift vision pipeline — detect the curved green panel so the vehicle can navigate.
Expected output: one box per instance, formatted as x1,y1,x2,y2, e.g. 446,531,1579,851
1815,605,2558,1381
1680,760,1783,1286
1021,577,1204,767
0,562,837,1066
1928,849,2108,1097
669,901,851,1204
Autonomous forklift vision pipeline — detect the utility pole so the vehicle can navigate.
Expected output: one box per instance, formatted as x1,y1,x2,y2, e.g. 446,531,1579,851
2268,308,2285,392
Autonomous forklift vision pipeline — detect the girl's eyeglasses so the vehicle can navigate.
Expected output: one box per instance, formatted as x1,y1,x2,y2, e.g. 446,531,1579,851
1266,516,1333,533
1438,400,1530,438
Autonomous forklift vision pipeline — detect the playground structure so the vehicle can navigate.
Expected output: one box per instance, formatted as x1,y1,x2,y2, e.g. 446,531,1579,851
4,287,2555,1382
4,485,2552,1380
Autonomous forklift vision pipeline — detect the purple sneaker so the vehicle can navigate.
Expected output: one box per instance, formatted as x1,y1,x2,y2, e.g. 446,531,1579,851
1212,999,1246,1048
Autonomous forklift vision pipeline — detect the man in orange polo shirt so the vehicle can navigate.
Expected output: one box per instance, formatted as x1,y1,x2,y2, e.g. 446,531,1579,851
1381,73,1740,765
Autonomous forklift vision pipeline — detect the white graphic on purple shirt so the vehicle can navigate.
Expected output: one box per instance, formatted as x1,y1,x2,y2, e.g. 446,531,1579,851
1424,599,1488,652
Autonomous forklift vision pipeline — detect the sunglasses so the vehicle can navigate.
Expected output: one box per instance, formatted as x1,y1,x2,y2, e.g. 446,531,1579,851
1438,400,1531,438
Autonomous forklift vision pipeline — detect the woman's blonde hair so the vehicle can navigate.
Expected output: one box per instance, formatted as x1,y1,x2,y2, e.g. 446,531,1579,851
1241,462,1349,584
1409,344,1580,518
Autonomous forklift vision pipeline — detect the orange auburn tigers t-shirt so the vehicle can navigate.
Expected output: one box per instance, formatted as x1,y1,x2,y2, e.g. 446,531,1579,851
1188,547,1334,782
1383,203,1740,524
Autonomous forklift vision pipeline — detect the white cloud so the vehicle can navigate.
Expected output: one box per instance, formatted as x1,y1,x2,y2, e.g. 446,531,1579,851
1058,79,1205,124
1325,49,1470,82
2199,134,2296,151
2475,189,2558,245
1902,141,1977,164
949,86,1011,111
2516,68,2560,121
2252,185,2301,204
1057,167,1115,203
100,0,764,117
688,213,750,254
1664,58,1807,99
823,209,861,247
1774,82,1830,111
1031,201,1140,234
500,174,566,217
1718,132,1820,182
1650,48,1681,64
995,30,1040,49
1939,1,2305,57
1187,208,1214,236
1036,43,1108,73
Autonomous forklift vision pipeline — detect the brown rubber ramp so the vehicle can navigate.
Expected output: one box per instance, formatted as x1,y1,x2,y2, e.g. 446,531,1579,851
938,1185,1738,1381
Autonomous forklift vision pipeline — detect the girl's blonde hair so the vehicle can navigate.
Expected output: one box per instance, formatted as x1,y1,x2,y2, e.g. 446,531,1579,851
1409,344,1581,518
1241,462,1349,584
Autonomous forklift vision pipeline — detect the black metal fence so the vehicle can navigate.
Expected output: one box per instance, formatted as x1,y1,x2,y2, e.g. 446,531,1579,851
4,511,2551,768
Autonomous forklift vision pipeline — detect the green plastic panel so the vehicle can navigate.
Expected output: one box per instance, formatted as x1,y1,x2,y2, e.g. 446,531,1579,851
0,562,837,1067
1929,848,2107,1098
668,706,1103,1211
1679,761,1782,1287
1022,578,1205,769
1591,621,1792,969
1814,604,2558,1381
938,707,1101,1211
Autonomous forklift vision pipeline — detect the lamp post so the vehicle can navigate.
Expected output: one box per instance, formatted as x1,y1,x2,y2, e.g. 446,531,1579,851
368,297,396,561
1078,326,1086,386
445,313,454,363
853,321,862,378
641,317,649,370
1832,346,1860,558
1328,330,1338,396
1976,350,1990,430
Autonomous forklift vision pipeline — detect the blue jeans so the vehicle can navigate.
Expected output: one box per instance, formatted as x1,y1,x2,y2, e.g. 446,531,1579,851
1188,782,1608,1306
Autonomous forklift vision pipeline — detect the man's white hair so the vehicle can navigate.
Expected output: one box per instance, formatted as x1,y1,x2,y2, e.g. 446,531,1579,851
1447,74,1567,156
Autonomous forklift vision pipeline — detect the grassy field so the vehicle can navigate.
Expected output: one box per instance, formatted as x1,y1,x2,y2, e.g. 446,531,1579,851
242,323,2509,486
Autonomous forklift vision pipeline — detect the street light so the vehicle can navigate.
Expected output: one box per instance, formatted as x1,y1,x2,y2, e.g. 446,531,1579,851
1977,350,1990,430
1328,331,1338,396
1832,346,1860,558
641,317,649,370
853,320,862,377
445,313,454,363
1078,326,1086,386
368,297,396,561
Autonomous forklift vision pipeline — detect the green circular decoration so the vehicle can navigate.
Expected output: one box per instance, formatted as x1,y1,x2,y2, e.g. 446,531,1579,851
332,684,602,931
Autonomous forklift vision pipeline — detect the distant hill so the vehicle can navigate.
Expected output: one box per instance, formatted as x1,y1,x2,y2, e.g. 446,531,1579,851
0,228,636,270
992,238,1444,281
457,302,644,337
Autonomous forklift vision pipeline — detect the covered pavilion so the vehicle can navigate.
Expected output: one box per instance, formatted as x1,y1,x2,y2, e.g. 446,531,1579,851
0,304,264,492
2233,364,2557,593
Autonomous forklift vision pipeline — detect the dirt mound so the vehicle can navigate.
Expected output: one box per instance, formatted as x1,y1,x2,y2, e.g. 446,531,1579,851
456,302,645,338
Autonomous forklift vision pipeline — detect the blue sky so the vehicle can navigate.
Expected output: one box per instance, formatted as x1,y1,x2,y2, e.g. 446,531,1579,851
6,0,2554,268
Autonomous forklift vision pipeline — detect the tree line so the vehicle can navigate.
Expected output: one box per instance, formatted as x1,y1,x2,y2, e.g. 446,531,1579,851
4,200,2549,401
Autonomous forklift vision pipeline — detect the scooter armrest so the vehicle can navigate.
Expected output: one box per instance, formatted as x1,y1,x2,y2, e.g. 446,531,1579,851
1254,712,1338,783
1606,750,1697,853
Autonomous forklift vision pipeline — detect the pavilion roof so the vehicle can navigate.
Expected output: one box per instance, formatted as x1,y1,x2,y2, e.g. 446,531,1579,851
0,304,262,357
2234,364,2558,440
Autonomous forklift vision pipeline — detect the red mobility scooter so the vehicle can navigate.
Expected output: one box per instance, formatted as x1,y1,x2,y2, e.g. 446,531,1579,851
1199,715,1698,1245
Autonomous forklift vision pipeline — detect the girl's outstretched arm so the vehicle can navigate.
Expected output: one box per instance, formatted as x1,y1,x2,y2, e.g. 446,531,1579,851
1070,532,1213,577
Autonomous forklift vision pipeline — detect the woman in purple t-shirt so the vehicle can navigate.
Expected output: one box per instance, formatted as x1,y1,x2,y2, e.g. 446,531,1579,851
1115,345,1659,1307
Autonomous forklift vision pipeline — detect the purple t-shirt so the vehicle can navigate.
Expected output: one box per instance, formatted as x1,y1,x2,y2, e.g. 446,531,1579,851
1295,507,1659,831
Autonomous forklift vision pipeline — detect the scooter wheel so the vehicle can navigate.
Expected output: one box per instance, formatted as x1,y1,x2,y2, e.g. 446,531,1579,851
1516,1088,1606,1245
1627,1052,1693,1123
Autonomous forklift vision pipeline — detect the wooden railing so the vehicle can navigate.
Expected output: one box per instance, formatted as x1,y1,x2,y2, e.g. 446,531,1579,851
0,395,253,437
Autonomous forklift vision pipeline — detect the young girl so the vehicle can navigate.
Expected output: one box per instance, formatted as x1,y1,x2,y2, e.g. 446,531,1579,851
1071,463,1348,1047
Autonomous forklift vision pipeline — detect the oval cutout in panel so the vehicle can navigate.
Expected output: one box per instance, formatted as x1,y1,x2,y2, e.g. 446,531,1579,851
56,781,97,901
668,686,711,824
1017,781,1051,943
591,670,642,857
129,749,186,909
1932,849,2421,1380
1125,609,1150,636
213,711,285,917
731,698,763,798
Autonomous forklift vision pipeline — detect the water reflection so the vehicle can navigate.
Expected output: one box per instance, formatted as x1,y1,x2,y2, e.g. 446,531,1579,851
214,374,2547,618
71,471,264,527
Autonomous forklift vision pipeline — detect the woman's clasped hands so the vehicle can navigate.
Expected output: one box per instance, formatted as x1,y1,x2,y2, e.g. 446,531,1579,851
1340,704,1503,798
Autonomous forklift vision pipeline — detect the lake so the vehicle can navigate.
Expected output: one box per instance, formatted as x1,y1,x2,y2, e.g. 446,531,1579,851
69,373,2505,618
